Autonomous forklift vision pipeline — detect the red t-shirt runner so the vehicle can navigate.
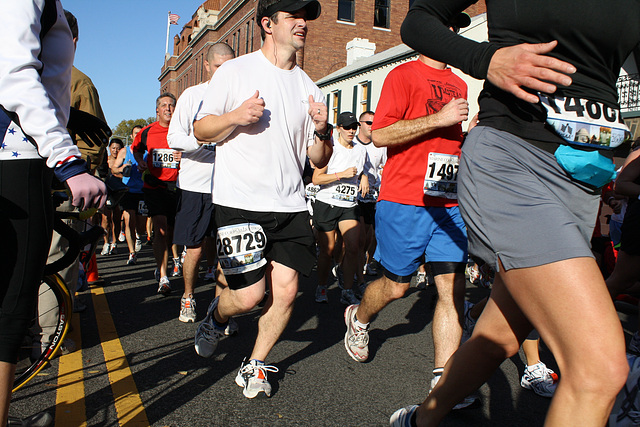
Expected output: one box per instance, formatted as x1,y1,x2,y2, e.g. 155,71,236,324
131,121,178,188
373,60,467,208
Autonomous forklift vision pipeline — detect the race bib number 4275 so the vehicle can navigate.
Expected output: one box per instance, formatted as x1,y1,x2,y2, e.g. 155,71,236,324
216,223,267,275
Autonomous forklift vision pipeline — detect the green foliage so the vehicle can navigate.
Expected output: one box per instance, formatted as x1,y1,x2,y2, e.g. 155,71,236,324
111,117,155,143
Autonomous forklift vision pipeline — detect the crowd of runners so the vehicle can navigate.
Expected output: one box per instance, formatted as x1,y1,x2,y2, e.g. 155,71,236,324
3,0,640,426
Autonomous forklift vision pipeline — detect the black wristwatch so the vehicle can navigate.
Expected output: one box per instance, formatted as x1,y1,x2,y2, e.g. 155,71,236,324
314,123,333,141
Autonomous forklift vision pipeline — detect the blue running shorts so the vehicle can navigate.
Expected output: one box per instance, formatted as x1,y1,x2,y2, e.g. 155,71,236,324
373,200,468,279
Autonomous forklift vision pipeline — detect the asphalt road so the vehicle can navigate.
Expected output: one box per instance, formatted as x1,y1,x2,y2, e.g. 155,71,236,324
10,244,636,426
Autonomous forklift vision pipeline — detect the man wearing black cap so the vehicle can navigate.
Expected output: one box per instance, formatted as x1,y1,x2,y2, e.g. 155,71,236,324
192,0,332,399
343,14,477,410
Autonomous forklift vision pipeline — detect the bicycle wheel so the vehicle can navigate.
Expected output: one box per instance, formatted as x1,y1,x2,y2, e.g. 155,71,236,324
12,273,72,392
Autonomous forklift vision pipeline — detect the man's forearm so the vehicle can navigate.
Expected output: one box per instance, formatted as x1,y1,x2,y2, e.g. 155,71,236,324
193,113,238,144
372,115,441,148
307,138,333,169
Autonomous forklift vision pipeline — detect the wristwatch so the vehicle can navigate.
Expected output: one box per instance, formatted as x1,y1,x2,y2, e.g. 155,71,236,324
314,123,333,141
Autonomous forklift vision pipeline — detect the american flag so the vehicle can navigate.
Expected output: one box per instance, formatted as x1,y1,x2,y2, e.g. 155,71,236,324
169,13,180,25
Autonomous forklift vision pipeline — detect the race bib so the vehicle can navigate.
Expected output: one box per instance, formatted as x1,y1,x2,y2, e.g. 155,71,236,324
138,200,148,216
331,183,358,202
151,149,179,169
424,153,459,199
216,223,267,275
305,184,320,199
538,93,630,149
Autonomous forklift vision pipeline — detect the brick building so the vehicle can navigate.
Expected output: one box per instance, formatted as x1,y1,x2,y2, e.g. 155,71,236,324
159,0,486,97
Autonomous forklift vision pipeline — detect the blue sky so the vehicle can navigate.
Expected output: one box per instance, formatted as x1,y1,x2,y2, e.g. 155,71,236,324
62,0,204,133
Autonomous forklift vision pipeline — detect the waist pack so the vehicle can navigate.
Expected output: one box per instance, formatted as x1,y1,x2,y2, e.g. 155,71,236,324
554,144,616,188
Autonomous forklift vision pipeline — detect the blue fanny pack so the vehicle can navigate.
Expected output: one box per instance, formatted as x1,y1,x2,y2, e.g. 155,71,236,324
554,144,616,188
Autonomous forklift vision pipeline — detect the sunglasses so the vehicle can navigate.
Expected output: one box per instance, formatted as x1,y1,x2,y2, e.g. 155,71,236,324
341,124,359,131
361,120,373,125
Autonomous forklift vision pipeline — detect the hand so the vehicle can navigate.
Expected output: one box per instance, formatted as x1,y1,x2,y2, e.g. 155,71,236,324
341,166,357,179
137,159,148,172
308,95,328,133
359,178,369,197
65,172,107,210
609,198,623,214
173,150,182,162
435,98,469,128
234,90,265,126
467,113,479,132
487,40,577,103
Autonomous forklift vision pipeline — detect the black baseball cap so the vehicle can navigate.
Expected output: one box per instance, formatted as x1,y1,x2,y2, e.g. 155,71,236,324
337,112,359,128
450,12,471,30
257,0,321,22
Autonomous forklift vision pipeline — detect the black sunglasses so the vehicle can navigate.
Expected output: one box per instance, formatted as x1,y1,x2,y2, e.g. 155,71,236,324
361,120,373,125
341,124,358,130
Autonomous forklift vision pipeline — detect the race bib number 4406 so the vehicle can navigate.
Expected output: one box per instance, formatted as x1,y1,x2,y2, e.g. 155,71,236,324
424,152,459,199
538,93,630,149
216,223,267,275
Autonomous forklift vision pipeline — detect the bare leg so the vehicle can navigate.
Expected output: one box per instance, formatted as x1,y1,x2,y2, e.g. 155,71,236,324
0,362,16,426
250,261,298,361
416,257,628,427
339,220,361,291
356,275,410,324
183,245,203,297
152,215,169,277
123,209,135,254
316,230,336,287
522,338,542,366
432,272,466,368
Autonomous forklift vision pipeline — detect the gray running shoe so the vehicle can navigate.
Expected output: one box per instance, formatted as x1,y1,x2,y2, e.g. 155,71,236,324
224,317,239,336
134,238,143,253
179,295,196,323
154,268,160,282
389,405,418,427
234,359,279,398
315,285,328,303
344,304,369,362
340,288,360,305
520,361,558,398
461,301,477,343
204,266,216,281
157,276,171,296
194,297,225,357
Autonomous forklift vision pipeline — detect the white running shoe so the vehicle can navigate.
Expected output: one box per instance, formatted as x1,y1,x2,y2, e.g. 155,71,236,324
520,361,558,398
194,297,225,357
126,253,137,266
109,242,117,255
390,405,419,427
118,230,126,242
100,242,110,256
344,304,369,362
224,317,239,336
315,285,328,303
157,276,171,296
180,247,187,265
134,238,143,253
179,295,196,323
235,359,279,398
340,288,360,305
415,272,427,289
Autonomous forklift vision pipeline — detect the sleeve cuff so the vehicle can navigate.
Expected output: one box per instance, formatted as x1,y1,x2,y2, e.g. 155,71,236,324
54,159,89,182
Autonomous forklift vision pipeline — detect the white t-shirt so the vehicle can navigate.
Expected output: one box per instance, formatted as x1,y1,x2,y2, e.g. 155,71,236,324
168,82,216,194
196,50,324,212
354,136,387,203
315,140,368,208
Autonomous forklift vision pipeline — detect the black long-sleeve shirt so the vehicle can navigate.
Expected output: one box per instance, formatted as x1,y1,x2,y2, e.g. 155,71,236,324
401,0,640,147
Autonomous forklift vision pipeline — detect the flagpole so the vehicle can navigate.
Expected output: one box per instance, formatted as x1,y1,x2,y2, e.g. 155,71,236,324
165,12,171,58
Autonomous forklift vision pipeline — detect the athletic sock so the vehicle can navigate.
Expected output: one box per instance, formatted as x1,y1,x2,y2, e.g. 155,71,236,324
354,317,369,330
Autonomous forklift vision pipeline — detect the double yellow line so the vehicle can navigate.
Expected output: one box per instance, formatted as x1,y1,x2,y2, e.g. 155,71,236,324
54,285,149,426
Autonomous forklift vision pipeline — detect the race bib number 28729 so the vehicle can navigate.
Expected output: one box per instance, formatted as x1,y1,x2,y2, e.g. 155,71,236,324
216,223,267,275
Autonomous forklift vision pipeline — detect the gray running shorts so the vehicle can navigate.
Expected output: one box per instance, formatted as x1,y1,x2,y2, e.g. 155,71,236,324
458,126,600,272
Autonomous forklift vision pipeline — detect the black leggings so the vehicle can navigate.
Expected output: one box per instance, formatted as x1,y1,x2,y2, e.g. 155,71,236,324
0,159,53,363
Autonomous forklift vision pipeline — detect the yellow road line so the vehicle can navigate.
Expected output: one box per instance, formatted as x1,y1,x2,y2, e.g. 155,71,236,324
91,285,150,426
56,313,87,427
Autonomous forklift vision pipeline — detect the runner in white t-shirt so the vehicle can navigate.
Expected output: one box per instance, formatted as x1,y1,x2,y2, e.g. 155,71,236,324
191,0,333,399
168,43,234,324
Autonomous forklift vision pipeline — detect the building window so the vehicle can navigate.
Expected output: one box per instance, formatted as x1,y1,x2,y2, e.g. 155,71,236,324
338,0,355,22
360,81,371,114
374,0,390,28
331,90,342,123
245,21,251,53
